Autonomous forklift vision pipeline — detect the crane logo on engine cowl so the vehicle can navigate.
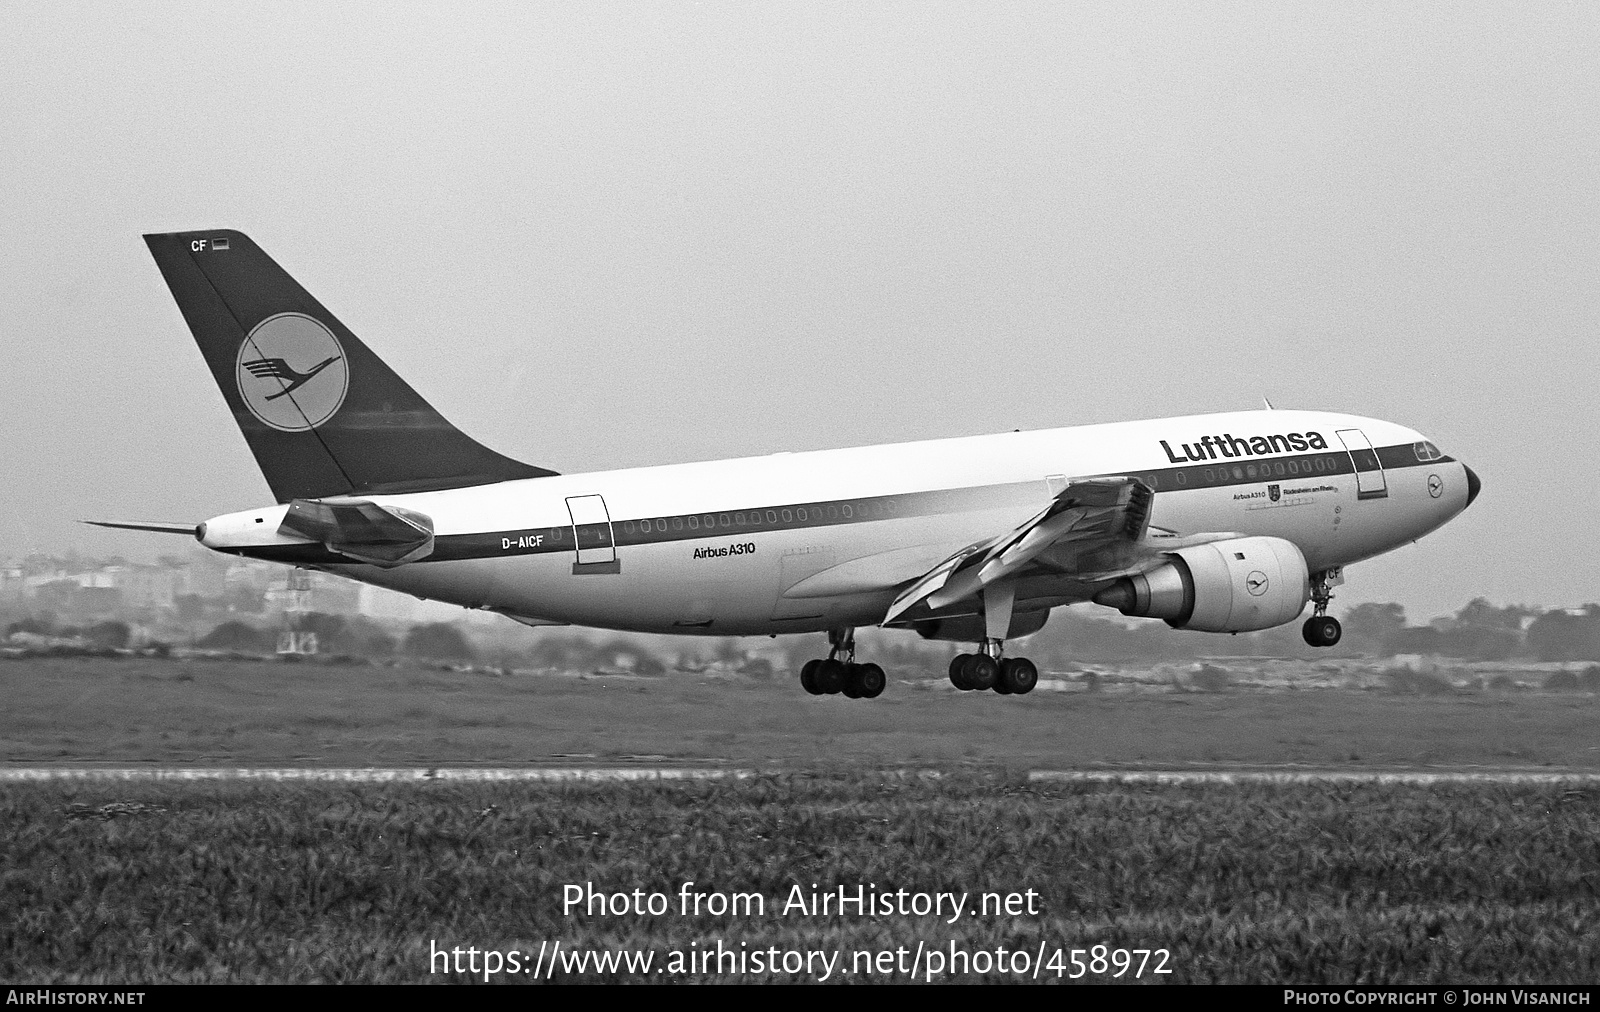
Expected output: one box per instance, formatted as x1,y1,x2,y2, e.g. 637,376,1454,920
236,313,349,432
1245,571,1269,596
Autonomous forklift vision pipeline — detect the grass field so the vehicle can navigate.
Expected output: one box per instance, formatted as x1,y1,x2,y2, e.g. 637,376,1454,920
6,656,1599,984
4,777,1597,983
3,655,1599,769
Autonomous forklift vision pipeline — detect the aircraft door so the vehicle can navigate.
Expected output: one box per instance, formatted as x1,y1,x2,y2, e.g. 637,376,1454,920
1335,429,1388,500
566,494,619,572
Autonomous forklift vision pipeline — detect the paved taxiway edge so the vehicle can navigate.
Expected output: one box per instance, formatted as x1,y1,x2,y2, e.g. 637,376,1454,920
4,767,1600,784
1028,770,1600,784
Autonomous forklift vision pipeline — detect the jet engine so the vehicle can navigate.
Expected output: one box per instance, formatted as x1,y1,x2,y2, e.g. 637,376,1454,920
1092,536,1309,633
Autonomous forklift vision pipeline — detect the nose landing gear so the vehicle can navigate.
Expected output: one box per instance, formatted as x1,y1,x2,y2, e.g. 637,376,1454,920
1301,568,1343,647
798,627,886,699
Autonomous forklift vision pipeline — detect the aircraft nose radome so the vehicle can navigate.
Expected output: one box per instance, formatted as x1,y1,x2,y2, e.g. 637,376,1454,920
1464,465,1481,508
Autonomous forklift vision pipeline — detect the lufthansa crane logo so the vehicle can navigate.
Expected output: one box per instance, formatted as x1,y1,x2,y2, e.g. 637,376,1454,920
1245,570,1269,596
235,313,349,431
1428,474,1443,498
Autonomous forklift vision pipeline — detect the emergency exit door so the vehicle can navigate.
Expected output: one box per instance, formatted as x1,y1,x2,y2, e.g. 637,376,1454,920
1335,429,1388,500
566,494,619,572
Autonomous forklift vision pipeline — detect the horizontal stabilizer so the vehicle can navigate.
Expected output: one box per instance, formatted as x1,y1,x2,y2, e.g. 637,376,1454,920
82,520,200,536
278,498,434,567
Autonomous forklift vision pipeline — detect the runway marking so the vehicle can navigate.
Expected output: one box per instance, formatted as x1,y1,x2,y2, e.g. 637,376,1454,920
1028,770,1600,785
1,767,1597,784
0,767,754,783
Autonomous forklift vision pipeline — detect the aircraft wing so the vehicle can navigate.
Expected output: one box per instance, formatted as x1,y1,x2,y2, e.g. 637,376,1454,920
881,476,1154,625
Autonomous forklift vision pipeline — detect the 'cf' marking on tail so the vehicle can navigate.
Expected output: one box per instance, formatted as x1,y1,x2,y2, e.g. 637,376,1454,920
243,356,342,400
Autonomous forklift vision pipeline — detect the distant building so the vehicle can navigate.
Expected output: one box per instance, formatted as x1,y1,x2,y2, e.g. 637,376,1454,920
0,561,25,604
118,564,184,610
178,557,229,599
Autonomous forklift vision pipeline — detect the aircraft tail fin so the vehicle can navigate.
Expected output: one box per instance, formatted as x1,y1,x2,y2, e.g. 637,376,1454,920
143,229,557,503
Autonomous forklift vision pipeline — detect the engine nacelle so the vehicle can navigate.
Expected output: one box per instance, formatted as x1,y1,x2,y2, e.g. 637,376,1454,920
914,609,1050,643
1092,536,1309,633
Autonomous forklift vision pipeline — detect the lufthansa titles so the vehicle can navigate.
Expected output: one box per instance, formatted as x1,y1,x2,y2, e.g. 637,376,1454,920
1161,431,1329,464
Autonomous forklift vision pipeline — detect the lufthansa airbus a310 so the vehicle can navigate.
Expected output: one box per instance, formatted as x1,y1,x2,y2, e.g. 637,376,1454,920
97,230,1481,700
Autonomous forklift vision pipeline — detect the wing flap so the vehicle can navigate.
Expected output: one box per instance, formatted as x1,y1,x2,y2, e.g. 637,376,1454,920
883,476,1152,625
881,545,985,622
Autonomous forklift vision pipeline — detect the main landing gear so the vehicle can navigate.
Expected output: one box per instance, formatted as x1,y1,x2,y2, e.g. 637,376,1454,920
1302,568,1343,648
799,627,886,700
795,627,1038,699
949,640,1038,695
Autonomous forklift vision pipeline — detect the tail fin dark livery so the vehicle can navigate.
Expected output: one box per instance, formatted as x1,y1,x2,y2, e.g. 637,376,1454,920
144,229,556,502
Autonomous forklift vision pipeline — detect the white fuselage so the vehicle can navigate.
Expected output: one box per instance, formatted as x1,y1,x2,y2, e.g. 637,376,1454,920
200,409,1473,637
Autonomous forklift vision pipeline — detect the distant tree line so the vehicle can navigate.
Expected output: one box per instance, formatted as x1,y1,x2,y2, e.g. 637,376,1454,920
9,598,1600,667
195,614,470,660
1340,600,1600,662
1010,598,1600,666
4,617,134,650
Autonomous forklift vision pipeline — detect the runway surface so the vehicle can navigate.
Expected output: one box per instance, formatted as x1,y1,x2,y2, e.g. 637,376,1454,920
1028,769,1600,784
0,767,751,782
4,766,1600,784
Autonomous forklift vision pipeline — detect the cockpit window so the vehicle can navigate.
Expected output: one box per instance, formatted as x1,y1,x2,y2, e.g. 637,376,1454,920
1412,440,1443,462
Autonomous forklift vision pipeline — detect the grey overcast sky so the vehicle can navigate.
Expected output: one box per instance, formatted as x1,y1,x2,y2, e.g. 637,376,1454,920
2,3,1596,622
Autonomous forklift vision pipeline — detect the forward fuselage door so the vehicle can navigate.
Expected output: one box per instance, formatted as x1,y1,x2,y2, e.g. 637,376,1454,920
566,494,619,572
1335,429,1388,500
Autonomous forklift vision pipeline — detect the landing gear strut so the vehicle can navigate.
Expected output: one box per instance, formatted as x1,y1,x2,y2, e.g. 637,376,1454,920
949,639,1039,695
798,627,885,699
1302,568,1343,648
